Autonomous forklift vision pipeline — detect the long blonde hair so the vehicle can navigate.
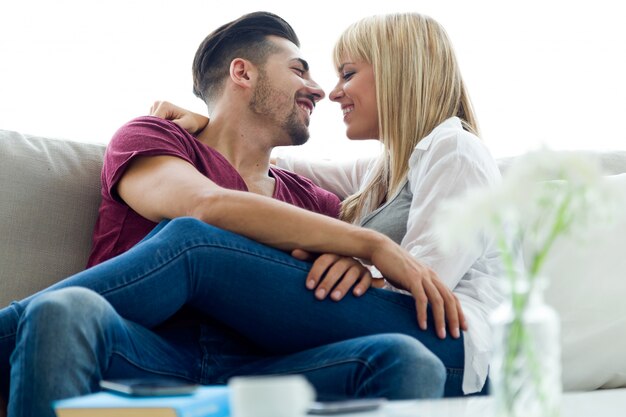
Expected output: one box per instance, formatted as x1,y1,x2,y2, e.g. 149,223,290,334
334,13,479,223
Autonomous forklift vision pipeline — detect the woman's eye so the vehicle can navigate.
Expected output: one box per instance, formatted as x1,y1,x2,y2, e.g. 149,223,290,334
342,71,355,81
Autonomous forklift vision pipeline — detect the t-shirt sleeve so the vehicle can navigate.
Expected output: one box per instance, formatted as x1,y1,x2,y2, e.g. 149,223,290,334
103,116,196,201
319,189,342,219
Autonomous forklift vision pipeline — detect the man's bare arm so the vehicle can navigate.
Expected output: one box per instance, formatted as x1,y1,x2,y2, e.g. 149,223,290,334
117,155,466,338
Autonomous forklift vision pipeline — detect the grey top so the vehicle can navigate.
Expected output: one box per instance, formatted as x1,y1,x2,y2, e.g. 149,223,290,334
359,180,411,245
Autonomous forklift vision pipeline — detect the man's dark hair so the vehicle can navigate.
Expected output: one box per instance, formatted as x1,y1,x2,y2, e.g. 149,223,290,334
192,11,300,104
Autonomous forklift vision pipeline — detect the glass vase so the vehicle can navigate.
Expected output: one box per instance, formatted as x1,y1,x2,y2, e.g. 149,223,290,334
489,278,562,417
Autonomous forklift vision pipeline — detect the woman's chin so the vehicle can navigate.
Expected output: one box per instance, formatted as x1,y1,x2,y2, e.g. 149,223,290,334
345,130,380,141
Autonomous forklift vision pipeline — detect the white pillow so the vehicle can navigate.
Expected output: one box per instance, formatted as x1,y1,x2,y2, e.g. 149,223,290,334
542,173,626,390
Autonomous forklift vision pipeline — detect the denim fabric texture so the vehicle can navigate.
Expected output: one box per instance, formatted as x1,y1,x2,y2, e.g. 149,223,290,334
0,218,469,416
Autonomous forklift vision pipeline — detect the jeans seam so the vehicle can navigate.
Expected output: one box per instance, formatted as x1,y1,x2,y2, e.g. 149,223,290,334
0,305,22,342
109,349,198,381
214,357,375,386
367,289,414,311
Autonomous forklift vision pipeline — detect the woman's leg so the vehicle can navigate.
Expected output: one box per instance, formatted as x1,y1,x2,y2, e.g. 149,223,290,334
131,218,465,392
148,219,465,394
0,217,465,394
139,219,462,364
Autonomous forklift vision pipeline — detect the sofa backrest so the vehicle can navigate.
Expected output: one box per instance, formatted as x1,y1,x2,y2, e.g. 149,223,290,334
0,129,105,307
2,127,626,313
497,151,626,177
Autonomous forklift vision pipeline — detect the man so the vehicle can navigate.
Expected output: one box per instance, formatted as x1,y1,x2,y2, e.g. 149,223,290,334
0,12,448,417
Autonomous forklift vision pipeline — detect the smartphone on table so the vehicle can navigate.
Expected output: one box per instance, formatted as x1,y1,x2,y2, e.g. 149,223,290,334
99,378,199,396
307,398,386,414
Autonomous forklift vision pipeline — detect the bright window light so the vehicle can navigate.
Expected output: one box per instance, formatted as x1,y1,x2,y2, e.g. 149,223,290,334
1,0,624,159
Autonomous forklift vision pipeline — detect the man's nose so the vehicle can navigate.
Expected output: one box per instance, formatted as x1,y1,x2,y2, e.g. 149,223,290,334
306,79,325,103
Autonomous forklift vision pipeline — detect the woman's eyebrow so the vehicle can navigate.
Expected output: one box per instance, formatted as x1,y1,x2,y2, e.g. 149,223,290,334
337,62,354,72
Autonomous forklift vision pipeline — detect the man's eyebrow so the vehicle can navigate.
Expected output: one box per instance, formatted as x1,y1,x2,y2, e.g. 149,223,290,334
291,58,309,72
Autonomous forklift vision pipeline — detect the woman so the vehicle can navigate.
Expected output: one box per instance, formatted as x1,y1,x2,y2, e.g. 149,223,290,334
0,15,500,415
153,13,503,395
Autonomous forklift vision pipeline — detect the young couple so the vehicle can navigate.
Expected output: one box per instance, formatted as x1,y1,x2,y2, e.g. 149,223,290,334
0,10,503,417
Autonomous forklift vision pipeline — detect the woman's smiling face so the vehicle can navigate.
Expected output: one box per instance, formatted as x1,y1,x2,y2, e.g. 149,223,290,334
329,58,379,140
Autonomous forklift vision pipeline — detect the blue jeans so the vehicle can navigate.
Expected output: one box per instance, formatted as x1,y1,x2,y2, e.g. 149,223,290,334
0,217,466,416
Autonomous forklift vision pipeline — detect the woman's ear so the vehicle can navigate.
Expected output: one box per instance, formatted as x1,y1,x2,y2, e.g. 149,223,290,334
229,58,257,89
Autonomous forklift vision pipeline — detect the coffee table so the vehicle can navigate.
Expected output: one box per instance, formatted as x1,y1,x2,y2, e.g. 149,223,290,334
336,388,626,416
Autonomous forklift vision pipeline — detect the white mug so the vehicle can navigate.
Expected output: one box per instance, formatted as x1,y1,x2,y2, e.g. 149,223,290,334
229,375,316,417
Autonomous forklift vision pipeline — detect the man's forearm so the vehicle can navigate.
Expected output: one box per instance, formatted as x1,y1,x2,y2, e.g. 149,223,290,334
190,188,386,262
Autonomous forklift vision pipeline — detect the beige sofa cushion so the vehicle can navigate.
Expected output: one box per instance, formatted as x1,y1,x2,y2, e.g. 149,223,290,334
2,128,626,397
540,173,626,390
0,129,105,307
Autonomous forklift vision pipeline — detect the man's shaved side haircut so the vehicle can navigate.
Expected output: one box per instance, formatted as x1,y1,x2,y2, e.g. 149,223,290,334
192,11,300,104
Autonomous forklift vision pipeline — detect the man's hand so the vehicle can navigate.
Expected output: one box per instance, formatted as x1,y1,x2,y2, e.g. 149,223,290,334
291,249,381,301
149,100,209,135
367,235,468,340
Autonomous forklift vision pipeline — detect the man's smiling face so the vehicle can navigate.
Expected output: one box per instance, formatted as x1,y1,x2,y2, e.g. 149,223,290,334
249,36,325,146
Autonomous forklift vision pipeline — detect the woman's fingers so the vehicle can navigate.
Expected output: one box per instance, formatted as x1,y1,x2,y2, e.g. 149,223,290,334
413,276,463,340
428,279,463,338
351,270,372,297
370,277,386,288
149,100,172,118
304,254,373,301
306,254,338,291
438,282,461,339
327,264,370,301
412,283,429,331
148,100,209,134
291,248,316,261
423,278,445,338
315,257,357,300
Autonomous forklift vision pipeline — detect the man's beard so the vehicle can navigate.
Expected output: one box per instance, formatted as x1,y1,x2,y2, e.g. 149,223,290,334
250,73,309,146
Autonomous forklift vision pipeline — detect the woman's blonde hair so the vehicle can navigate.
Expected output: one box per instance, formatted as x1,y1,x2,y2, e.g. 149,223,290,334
334,13,479,223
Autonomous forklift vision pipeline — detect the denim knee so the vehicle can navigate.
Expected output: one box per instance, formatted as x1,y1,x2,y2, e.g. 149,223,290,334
367,334,445,400
10,288,118,415
17,287,115,354
21,287,111,327
161,217,219,239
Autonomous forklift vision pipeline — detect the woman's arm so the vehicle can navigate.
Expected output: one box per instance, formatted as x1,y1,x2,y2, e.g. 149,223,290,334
274,155,376,200
401,131,501,289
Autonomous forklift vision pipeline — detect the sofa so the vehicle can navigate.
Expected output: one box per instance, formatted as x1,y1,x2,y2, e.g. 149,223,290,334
1,128,626,411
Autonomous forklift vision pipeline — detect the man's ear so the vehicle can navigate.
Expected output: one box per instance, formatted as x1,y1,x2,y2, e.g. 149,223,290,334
229,58,257,89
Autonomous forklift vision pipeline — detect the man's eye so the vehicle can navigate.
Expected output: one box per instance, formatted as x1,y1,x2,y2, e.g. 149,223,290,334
293,68,305,77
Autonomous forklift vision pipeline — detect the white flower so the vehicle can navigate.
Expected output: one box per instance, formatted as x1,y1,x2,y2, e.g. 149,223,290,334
438,148,624,417
436,149,619,280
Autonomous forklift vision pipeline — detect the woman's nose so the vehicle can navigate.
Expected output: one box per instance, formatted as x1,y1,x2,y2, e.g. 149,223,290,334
329,84,344,102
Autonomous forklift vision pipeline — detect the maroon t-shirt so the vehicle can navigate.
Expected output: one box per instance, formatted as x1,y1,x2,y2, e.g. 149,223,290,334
87,116,341,267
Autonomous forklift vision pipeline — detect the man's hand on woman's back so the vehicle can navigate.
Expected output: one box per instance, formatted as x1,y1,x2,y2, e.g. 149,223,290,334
150,100,209,135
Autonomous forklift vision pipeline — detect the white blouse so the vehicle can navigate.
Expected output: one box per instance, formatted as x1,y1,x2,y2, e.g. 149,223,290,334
275,117,504,394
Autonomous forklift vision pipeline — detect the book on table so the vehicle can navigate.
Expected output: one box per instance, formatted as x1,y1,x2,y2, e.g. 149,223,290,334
53,385,230,417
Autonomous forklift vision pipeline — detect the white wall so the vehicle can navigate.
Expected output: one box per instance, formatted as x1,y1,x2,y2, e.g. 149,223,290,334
1,0,624,159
